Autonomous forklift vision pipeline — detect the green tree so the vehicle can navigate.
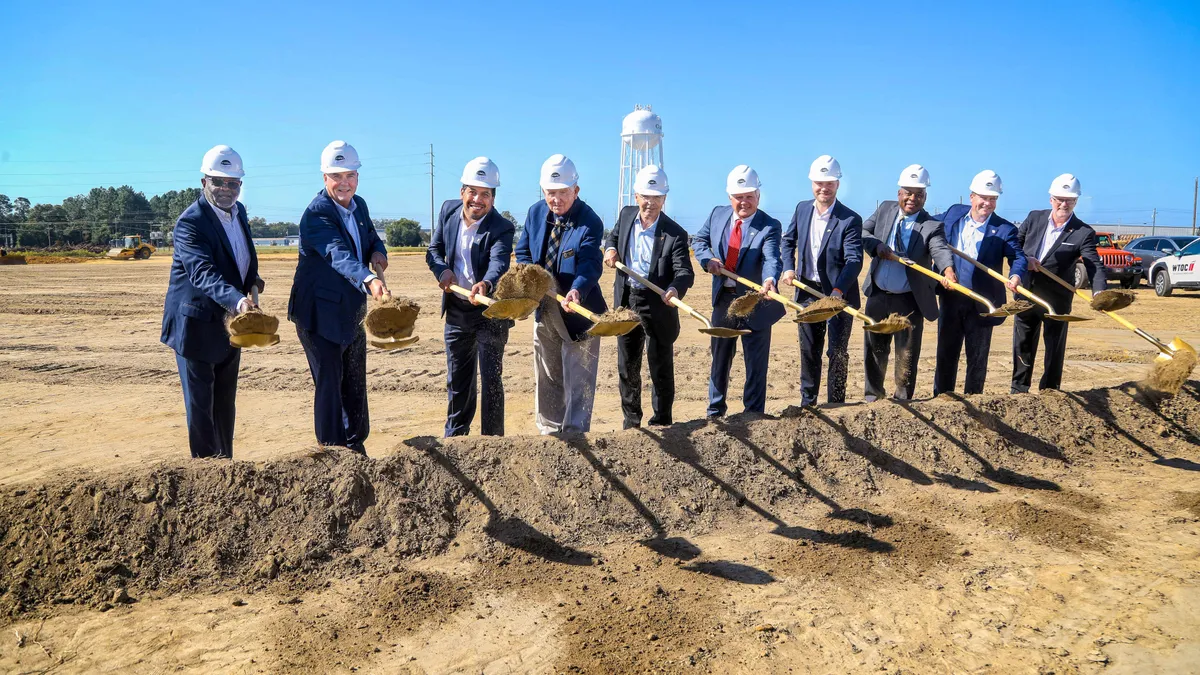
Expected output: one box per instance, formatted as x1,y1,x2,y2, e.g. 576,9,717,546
13,197,30,221
386,218,422,247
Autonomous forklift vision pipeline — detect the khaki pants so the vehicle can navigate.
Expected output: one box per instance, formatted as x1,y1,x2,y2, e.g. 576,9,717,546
533,298,599,434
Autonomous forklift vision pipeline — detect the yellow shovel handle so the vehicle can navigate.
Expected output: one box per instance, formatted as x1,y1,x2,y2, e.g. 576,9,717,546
898,257,995,311
448,284,495,306
1034,261,1171,353
613,260,708,325
787,279,870,322
717,269,804,312
552,293,598,321
948,246,1055,313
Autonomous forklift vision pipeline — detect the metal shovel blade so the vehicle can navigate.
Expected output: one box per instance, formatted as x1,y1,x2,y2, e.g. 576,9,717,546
370,335,420,351
229,332,280,348
482,297,539,321
1170,337,1197,358
1045,313,1092,322
861,322,909,335
793,307,844,323
700,326,752,337
586,321,640,337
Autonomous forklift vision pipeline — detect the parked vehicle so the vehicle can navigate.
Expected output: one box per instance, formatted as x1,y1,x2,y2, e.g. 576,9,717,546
1122,235,1199,283
1074,232,1142,288
1148,238,1200,296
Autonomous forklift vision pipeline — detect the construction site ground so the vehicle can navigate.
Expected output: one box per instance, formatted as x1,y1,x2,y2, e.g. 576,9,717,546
1,254,1198,674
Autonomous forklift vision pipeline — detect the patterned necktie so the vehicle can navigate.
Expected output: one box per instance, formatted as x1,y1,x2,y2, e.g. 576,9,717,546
894,215,906,254
724,219,743,270
545,215,565,271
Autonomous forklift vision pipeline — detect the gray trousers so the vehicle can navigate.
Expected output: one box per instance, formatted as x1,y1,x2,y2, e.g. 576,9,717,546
533,298,600,434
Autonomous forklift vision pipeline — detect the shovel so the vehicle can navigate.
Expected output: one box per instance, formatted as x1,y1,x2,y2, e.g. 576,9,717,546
550,293,640,337
713,268,837,324
365,264,420,351
787,279,910,334
228,287,280,348
448,284,538,321
948,246,1090,322
896,257,1029,318
613,262,749,338
1035,264,1195,361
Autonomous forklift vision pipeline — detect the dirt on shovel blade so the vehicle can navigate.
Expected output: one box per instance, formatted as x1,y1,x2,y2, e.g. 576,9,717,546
495,263,554,301
596,307,640,324
871,312,912,332
1145,349,1199,395
1091,290,1135,312
227,310,279,336
999,300,1035,314
365,298,420,339
801,295,848,316
728,293,762,317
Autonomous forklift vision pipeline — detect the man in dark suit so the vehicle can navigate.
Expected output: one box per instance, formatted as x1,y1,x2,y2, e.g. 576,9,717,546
426,157,514,437
780,155,864,406
1012,173,1104,392
161,145,263,459
288,141,388,454
603,165,695,428
860,164,954,401
692,165,785,417
933,170,1028,395
515,154,606,434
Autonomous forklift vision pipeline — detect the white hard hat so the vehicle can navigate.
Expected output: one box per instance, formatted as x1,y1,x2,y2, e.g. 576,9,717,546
809,154,842,182
321,140,361,174
461,156,500,189
898,164,930,189
634,165,669,196
1049,173,1081,198
969,170,1003,197
726,165,761,195
200,145,245,178
540,154,578,190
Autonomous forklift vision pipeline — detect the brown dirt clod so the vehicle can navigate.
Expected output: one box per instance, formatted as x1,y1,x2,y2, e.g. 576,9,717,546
1091,290,1136,312
728,293,762,317
494,263,554,301
596,307,639,324
871,312,912,333
999,300,1035,314
227,310,279,336
364,298,420,339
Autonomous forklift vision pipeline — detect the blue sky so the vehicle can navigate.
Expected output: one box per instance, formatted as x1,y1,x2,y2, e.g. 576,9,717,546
2,0,1198,232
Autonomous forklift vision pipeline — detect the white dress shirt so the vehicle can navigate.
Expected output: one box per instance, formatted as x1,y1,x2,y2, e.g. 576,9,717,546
1038,214,1070,261
212,203,250,283
803,201,835,282
455,217,482,287
626,216,658,289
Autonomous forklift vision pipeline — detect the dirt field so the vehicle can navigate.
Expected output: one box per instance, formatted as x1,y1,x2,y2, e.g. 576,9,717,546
1,254,1198,673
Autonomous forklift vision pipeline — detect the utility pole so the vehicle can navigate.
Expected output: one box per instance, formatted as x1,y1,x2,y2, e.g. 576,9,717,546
1152,207,1157,235
1192,177,1198,236
428,143,435,241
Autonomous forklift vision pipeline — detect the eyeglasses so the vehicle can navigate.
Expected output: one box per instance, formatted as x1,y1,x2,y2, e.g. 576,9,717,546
1051,197,1077,206
209,177,242,189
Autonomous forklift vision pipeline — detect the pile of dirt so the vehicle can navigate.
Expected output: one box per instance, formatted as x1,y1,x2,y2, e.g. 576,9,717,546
227,309,279,336
494,263,553,301
0,255,26,265
1091,289,1136,312
364,298,420,339
998,299,1035,314
867,312,912,334
794,295,847,322
1145,349,1198,395
596,307,639,324
2,380,1198,622
727,293,760,318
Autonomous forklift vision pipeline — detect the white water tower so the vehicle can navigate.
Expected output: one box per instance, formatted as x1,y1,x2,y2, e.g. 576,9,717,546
617,105,664,214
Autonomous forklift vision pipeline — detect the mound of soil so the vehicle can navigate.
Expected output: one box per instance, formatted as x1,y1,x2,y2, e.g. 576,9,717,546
227,310,279,336
495,263,553,301
727,293,761,318
868,312,912,333
1091,289,1135,312
364,298,420,339
596,307,639,324
999,300,1035,314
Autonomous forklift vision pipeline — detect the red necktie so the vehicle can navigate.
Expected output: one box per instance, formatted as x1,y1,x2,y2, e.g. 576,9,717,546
724,219,743,271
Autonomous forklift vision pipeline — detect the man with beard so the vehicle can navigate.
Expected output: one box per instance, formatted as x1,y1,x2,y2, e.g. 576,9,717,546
427,157,514,437
161,145,264,458
288,141,388,454
692,165,784,417
603,165,694,428
1012,174,1104,392
780,155,864,406
932,170,1027,396
515,154,607,434
860,164,954,401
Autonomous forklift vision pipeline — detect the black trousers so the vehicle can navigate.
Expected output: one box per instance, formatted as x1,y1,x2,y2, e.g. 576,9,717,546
296,326,370,452
863,291,922,401
443,295,510,437
934,292,995,395
1012,304,1069,392
175,348,240,459
799,294,853,406
617,288,676,427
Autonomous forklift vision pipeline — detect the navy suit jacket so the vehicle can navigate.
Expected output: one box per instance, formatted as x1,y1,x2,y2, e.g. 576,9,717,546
781,199,864,308
936,204,1029,327
862,203,952,322
426,200,515,317
1017,210,1106,312
692,205,786,332
288,189,388,346
514,198,607,341
161,195,262,363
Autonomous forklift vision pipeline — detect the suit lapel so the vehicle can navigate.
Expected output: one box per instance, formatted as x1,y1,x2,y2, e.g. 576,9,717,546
714,207,731,263
201,198,240,278
650,221,666,273
445,208,462,272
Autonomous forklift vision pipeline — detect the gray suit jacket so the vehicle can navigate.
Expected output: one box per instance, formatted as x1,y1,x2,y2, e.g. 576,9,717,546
861,202,953,321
